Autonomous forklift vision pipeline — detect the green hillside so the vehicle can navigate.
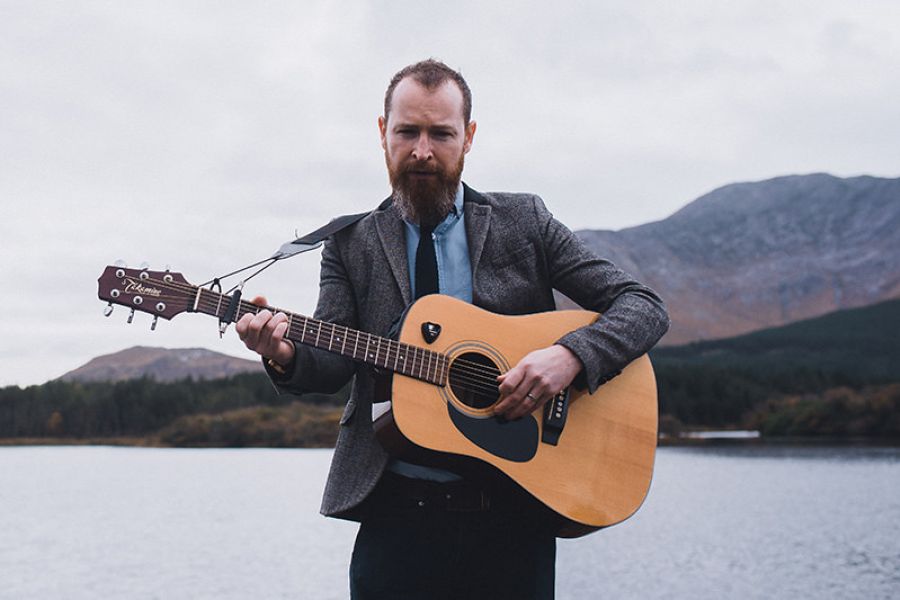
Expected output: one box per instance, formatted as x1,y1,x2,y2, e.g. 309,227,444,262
652,299,900,434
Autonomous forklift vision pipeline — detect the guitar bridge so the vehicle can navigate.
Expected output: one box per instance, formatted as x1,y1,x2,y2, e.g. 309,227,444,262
541,389,570,446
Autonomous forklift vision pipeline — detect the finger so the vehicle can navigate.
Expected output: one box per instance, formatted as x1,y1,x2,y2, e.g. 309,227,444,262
506,390,543,420
235,312,253,338
494,368,523,415
260,313,289,356
250,295,268,306
243,309,274,350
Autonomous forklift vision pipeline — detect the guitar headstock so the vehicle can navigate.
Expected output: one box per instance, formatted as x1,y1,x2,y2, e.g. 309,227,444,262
97,265,196,324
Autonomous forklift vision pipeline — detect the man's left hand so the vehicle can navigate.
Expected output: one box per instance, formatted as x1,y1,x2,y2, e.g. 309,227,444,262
494,345,582,420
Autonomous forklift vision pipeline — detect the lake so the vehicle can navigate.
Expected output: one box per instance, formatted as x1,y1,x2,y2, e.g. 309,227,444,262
1,445,897,599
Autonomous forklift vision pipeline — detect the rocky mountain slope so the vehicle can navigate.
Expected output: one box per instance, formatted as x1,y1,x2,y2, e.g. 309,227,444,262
575,173,900,344
58,346,263,383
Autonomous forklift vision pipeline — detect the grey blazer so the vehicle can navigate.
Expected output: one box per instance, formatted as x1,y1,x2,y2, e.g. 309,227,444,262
267,184,669,520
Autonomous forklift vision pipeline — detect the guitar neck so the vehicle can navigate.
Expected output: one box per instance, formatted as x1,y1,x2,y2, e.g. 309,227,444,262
192,287,448,386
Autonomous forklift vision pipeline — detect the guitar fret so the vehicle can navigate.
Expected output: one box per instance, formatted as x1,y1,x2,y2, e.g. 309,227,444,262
416,347,424,380
374,337,381,367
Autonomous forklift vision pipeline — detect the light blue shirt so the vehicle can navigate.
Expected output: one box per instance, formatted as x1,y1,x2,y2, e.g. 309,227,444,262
390,184,471,482
403,185,472,303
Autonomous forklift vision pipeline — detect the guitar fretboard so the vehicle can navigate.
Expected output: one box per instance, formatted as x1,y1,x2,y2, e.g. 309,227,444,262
193,288,448,386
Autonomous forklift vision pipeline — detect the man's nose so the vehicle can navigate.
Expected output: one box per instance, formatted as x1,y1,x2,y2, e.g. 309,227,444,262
411,134,433,161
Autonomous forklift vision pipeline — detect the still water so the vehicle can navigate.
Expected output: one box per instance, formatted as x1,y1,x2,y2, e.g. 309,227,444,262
1,445,897,599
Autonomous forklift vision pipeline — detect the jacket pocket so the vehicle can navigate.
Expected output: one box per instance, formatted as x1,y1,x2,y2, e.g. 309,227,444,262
490,244,536,268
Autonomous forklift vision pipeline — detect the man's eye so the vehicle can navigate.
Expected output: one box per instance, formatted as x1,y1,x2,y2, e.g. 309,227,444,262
432,131,451,140
397,129,417,137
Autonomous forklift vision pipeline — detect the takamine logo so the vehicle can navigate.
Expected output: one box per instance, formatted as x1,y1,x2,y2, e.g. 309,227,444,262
123,278,162,297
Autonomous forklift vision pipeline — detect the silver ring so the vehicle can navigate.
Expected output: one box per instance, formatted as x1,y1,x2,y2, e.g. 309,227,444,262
526,393,537,402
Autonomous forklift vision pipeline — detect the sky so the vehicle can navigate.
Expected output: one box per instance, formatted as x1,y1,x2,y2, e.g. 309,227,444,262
2,1,899,387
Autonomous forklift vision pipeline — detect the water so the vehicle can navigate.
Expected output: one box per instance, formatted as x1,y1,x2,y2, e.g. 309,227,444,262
1,446,897,599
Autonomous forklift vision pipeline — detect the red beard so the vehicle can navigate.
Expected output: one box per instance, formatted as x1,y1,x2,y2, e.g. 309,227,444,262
387,153,464,227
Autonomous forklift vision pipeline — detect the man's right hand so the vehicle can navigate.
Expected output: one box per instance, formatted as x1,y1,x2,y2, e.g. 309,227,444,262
235,295,296,368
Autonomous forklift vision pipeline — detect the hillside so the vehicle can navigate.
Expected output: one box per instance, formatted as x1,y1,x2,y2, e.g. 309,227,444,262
58,346,263,383
651,299,900,431
653,298,900,378
576,173,900,344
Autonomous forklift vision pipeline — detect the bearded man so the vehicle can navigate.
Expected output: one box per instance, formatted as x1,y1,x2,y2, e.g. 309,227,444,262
237,59,669,600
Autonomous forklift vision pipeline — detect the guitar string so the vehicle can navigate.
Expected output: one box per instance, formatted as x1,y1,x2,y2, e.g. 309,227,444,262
118,275,505,395
137,278,503,390
141,276,504,386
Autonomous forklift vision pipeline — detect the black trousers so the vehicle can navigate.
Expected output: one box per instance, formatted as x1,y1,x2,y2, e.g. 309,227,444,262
349,472,556,600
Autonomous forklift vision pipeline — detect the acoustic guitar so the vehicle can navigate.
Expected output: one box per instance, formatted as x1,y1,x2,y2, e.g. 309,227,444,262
98,265,658,537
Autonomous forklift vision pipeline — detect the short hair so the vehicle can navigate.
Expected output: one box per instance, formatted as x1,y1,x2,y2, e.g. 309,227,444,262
384,59,472,125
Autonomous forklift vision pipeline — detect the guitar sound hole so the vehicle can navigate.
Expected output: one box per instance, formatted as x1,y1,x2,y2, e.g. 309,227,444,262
448,352,501,410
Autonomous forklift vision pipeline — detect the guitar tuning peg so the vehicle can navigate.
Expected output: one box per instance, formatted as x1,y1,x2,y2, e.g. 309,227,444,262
114,259,127,267
127,308,136,324
139,262,150,270
151,315,159,331
104,302,114,317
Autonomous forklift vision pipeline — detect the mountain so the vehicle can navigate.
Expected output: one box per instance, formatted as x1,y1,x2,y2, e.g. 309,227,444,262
575,173,900,344
58,346,264,383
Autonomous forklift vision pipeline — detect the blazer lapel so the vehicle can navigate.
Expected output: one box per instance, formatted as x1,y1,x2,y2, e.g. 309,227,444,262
463,183,492,279
373,200,412,304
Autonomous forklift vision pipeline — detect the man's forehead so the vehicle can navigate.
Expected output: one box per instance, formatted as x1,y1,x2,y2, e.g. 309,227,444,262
388,78,466,124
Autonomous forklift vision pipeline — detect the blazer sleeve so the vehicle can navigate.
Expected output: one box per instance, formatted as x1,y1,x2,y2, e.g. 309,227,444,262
266,234,359,395
533,196,670,393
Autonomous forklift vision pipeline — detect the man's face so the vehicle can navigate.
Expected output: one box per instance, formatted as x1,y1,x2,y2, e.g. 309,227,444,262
379,78,476,226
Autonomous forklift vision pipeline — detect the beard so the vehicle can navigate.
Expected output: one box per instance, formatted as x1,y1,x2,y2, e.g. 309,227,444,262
387,152,464,227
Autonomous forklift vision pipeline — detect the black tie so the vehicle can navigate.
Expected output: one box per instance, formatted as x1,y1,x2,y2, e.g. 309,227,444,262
415,223,439,298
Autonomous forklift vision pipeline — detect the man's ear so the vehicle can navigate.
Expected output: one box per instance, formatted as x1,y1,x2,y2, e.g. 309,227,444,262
463,120,477,154
378,115,388,151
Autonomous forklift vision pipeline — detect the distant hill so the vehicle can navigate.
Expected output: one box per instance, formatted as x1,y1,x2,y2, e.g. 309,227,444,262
653,298,900,379
575,173,900,344
58,346,263,383
651,299,900,428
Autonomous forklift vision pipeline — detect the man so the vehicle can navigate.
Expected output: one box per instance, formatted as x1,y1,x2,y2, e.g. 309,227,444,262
237,59,669,600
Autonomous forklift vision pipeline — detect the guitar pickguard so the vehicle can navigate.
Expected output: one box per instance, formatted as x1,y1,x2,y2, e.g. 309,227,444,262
447,403,538,462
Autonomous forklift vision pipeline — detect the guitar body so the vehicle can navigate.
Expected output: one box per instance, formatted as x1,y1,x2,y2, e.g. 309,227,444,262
373,294,658,537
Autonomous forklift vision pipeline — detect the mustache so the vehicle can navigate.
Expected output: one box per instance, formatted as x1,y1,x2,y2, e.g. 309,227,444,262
401,161,440,175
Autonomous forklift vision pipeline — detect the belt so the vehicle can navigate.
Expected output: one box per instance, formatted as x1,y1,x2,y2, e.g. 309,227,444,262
373,471,494,513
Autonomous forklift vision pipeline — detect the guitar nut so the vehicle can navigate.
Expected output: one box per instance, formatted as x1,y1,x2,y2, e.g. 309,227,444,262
133,296,143,305
115,269,125,278
156,302,166,312
111,289,120,298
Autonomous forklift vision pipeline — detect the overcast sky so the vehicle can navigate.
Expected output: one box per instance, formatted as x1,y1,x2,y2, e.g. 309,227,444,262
2,1,899,387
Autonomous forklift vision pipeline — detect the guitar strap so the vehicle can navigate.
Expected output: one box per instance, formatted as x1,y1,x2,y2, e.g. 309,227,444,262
272,198,394,259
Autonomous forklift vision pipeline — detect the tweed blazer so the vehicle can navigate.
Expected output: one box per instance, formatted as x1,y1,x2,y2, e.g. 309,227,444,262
267,184,669,520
